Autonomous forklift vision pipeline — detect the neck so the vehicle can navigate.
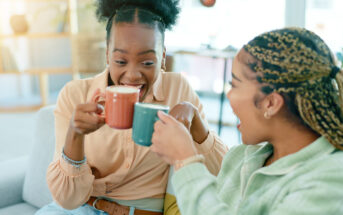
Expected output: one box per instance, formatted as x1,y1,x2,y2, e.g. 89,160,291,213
266,123,320,165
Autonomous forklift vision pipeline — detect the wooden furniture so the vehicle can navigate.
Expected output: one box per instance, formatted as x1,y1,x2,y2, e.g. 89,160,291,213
0,0,102,112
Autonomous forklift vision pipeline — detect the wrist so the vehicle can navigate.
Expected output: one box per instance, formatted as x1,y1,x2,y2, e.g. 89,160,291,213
61,148,87,168
64,126,85,161
191,113,209,143
68,125,85,141
174,154,205,171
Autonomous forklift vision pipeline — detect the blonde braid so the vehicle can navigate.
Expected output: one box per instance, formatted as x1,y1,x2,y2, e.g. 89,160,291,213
337,69,343,103
244,27,343,149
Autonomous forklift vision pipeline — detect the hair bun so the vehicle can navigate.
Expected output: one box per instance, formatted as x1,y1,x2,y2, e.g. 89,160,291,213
96,0,180,30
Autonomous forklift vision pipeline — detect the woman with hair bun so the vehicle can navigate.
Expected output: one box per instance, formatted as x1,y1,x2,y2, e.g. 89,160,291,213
150,27,343,214
36,0,227,214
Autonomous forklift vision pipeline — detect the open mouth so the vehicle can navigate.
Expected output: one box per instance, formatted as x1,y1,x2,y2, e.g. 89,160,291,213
232,111,241,130
120,83,146,98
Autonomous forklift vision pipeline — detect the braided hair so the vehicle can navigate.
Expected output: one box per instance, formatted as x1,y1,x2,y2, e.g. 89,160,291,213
244,27,343,149
95,0,180,42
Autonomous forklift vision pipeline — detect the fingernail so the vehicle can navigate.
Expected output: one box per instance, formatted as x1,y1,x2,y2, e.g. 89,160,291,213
97,104,104,111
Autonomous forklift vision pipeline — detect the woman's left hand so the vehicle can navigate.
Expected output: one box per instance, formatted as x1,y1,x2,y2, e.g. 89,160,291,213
169,102,209,143
151,111,197,165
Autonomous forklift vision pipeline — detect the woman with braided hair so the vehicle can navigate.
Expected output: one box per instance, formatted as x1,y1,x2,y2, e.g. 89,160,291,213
150,27,343,214
36,0,227,214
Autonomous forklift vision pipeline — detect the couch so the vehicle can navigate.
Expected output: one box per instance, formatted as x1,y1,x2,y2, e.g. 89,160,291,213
0,106,55,214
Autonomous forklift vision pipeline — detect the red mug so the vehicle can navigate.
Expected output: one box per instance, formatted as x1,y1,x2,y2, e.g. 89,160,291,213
103,86,139,129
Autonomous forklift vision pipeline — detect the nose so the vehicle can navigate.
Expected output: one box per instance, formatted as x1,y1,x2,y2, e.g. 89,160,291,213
126,65,142,81
226,89,232,101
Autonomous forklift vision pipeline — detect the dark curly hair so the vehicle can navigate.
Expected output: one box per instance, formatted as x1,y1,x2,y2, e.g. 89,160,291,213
95,0,180,42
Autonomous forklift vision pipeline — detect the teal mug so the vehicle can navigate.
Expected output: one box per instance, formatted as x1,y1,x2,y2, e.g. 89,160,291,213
132,103,169,147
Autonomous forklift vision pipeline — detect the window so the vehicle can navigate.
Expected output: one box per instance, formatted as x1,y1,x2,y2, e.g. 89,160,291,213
166,0,285,50
305,0,343,53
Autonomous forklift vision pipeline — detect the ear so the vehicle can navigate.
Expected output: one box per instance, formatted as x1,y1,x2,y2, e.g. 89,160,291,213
106,46,109,66
262,92,284,118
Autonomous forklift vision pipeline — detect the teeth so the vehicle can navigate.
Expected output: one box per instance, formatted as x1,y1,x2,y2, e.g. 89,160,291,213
122,84,144,89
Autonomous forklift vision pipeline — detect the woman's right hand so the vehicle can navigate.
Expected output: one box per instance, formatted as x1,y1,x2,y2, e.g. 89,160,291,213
70,88,105,135
70,103,105,135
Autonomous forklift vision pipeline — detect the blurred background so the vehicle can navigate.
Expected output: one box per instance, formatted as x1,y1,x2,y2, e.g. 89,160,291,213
1,0,343,162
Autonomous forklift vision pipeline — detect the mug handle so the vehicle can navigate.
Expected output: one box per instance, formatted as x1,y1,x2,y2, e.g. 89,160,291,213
92,91,106,117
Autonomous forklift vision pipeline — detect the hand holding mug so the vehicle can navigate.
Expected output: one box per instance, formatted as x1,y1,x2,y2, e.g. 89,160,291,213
169,101,209,143
150,111,197,164
69,89,106,135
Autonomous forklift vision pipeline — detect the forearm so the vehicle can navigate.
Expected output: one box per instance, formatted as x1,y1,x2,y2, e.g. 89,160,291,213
63,124,85,161
172,163,231,215
190,111,209,144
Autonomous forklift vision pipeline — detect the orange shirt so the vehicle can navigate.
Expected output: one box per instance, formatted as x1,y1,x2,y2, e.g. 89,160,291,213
47,69,228,209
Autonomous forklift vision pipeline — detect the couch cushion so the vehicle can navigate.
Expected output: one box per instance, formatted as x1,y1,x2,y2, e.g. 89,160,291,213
0,203,38,215
0,156,28,208
22,106,55,208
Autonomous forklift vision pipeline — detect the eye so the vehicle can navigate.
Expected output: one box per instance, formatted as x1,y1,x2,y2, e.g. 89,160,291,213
114,60,126,65
142,60,154,66
228,81,236,88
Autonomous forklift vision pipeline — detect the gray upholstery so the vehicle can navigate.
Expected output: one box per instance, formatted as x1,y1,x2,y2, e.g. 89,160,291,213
0,106,56,214
23,105,54,208
0,156,28,208
0,203,38,215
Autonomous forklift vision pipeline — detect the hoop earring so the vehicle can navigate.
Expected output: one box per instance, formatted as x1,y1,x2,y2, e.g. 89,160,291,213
264,112,271,119
161,59,166,71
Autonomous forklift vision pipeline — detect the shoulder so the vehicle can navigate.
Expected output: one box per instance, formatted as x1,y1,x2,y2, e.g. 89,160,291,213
287,150,343,193
59,79,89,102
57,76,99,108
161,72,190,88
308,150,343,174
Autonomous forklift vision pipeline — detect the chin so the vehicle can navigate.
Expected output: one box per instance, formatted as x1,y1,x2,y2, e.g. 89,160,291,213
241,136,260,145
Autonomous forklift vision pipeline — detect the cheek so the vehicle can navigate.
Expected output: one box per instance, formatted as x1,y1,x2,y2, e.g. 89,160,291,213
227,90,249,113
228,91,265,144
145,68,160,84
108,66,122,85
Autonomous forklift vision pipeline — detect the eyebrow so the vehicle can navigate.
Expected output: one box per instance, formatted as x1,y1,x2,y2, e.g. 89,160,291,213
112,48,127,54
112,48,156,56
137,50,156,56
232,73,242,82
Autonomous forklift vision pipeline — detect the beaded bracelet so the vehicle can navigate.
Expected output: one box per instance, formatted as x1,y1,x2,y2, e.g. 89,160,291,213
61,149,86,168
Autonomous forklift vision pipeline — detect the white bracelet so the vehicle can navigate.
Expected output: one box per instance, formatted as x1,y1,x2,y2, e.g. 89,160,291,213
174,154,205,171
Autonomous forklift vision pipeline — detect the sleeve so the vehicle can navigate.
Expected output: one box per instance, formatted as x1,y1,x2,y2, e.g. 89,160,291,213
46,81,95,210
270,168,343,215
171,163,232,215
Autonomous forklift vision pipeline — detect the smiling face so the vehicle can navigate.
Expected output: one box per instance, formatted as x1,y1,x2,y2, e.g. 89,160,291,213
106,22,165,102
226,48,272,145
